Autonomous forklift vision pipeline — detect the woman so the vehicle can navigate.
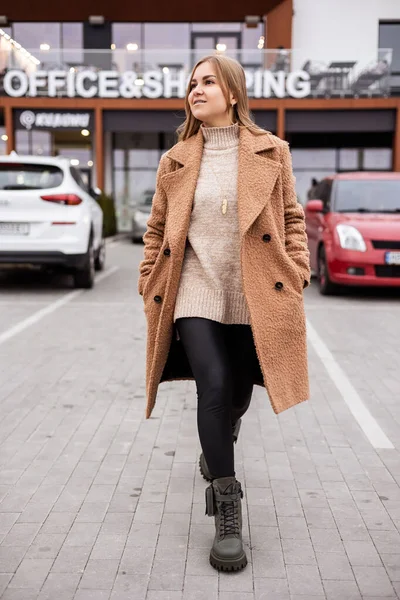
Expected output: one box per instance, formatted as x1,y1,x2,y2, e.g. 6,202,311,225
138,54,310,572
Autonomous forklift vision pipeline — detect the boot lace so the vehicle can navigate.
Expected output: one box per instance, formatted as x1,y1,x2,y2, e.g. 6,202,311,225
219,499,240,537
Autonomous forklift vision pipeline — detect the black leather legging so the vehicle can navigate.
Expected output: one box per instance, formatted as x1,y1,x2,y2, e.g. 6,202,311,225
175,317,257,478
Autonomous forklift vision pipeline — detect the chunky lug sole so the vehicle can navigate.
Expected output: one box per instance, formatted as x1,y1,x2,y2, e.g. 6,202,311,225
199,453,212,482
199,419,242,482
209,548,248,572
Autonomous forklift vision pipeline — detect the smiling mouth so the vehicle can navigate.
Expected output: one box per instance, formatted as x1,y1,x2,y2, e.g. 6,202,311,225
193,100,206,105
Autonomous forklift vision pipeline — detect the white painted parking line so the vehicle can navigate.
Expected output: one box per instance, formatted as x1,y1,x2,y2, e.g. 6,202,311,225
307,318,394,450
0,266,119,347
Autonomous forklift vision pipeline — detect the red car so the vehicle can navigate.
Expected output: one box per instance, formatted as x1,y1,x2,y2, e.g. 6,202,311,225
305,172,400,295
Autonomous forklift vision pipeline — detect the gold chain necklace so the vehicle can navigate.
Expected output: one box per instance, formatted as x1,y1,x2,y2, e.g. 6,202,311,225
207,160,229,215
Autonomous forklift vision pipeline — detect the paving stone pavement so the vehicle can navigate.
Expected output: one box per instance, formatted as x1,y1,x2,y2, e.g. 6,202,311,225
0,239,400,599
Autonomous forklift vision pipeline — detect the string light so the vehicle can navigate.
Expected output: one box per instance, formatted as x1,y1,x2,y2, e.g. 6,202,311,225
0,28,40,65
216,43,227,52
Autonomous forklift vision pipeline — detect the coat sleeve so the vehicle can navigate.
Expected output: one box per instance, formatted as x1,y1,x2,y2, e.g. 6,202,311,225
138,154,169,296
280,142,311,289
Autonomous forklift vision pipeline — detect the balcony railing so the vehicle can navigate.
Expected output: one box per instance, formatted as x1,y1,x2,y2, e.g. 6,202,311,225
0,44,395,99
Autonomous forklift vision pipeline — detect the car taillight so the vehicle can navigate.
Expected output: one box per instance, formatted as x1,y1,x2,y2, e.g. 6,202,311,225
40,194,82,205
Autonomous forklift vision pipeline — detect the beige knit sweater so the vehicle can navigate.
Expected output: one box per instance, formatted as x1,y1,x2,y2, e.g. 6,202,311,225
173,123,251,325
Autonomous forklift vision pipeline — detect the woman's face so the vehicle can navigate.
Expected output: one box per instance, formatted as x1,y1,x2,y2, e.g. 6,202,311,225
188,61,236,127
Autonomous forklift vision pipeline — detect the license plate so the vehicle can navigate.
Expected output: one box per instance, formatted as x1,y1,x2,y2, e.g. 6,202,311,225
385,251,400,265
0,222,30,236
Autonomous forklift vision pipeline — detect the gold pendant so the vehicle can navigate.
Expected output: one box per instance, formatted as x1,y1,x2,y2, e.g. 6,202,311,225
222,199,227,215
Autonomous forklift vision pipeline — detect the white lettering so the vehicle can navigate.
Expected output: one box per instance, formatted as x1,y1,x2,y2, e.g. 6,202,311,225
29,71,47,96
75,71,97,98
286,71,310,98
2,67,313,99
3,70,28,97
48,71,66,97
163,70,186,98
119,72,141,98
98,71,119,98
142,70,163,99
253,70,263,98
67,71,75,97
244,70,254,96
263,71,286,98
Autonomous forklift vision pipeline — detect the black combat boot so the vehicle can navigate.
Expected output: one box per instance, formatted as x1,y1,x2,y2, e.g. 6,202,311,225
199,419,242,482
205,476,247,571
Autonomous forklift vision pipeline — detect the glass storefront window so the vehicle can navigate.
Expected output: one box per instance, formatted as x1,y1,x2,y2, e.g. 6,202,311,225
242,24,264,50
15,130,30,155
61,23,83,65
112,23,142,49
13,22,61,50
0,126,7,156
144,23,190,50
113,131,175,230
363,148,392,170
16,130,52,156
291,149,336,170
339,148,360,171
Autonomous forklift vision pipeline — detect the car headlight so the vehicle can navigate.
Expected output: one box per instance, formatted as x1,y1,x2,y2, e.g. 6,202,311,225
336,224,366,252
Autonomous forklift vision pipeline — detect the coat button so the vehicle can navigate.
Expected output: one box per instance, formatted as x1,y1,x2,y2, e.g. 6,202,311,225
163,248,171,256
275,281,284,290
154,295,162,303
262,234,271,242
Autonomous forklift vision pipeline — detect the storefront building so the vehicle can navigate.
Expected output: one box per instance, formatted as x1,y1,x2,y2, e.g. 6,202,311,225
0,0,400,229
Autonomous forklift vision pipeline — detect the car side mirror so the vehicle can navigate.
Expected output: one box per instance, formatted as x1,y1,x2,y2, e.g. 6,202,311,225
90,187,102,199
306,199,324,213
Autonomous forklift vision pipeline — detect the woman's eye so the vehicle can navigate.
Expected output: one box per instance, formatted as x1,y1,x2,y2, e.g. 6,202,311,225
205,80,214,84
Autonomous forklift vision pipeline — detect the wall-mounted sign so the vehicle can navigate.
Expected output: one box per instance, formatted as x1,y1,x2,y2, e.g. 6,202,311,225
4,68,311,100
15,109,92,130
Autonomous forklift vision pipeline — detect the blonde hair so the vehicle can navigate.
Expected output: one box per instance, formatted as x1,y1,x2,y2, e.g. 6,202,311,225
177,54,266,142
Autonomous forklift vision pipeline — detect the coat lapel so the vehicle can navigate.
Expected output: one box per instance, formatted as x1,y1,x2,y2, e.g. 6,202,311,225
237,127,282,238
162,125,282,247
162,130,204,249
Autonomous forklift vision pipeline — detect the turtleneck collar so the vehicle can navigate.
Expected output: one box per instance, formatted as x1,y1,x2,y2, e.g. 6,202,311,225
200,122,240,150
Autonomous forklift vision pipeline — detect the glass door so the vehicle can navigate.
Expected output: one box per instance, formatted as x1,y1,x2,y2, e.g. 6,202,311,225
191,32,241,67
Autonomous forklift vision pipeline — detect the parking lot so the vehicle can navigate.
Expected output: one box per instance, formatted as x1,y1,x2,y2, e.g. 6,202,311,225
0,238,400,599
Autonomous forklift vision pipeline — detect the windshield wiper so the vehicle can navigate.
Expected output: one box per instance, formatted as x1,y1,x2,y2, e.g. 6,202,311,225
2,185,42,190
339,208,400,214
339,208,372,213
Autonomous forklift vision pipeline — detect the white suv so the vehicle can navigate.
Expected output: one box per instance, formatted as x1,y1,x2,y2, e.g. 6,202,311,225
0,153,105,288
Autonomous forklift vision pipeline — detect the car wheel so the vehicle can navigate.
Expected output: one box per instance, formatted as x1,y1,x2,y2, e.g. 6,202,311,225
95,236,106,271
318,247,339,296
73,237,95,289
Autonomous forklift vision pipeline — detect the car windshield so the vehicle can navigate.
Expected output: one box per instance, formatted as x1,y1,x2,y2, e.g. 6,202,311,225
334,179,400,213
0,164,63,190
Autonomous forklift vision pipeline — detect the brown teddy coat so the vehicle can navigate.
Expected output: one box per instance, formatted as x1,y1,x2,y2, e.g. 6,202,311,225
138,125,311,419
